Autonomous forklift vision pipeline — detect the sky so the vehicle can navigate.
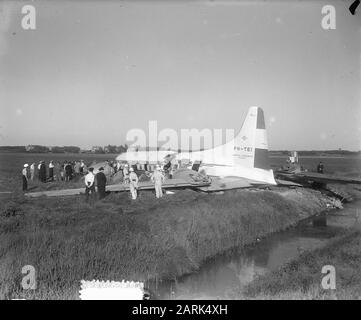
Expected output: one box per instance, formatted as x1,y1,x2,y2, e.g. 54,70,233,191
0,0,360,150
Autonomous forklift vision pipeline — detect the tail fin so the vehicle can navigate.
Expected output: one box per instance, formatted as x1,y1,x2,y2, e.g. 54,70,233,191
180,106,276,185
232,106,275,184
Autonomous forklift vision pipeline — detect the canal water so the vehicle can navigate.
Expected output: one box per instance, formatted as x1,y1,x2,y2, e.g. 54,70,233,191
147,200,360,300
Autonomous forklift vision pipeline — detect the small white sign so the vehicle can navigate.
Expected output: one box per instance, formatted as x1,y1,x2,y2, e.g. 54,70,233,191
79,280,144,300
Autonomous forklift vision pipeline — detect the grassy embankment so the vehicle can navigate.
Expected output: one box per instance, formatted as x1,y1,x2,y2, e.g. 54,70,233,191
237,185,361,300
0,186,331,300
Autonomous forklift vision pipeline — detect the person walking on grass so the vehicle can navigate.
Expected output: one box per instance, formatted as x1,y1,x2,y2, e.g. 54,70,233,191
22,164,28,191
129,167,139,200
95,167,107,200
151,165,165,198
84,167,95,200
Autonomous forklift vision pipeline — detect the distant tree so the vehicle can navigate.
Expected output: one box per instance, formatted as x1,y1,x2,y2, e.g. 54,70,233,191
0,146,26,153
51,146,66,153
63,146,81,153
116,145,128,154
26,145,49,153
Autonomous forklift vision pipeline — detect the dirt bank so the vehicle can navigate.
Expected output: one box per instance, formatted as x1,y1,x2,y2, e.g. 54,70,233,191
0,186,335,299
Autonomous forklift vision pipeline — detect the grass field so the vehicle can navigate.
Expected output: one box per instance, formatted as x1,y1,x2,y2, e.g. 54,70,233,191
0,186,331,299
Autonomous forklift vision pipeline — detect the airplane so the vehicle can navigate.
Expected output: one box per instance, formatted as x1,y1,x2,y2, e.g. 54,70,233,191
115,106,280,191
25,106,298,198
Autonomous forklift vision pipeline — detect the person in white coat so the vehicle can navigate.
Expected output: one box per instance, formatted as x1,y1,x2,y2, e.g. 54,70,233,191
129,168,139,200
30,163,35,181
84,167,95,200
123,164,130,184
151,166,165,198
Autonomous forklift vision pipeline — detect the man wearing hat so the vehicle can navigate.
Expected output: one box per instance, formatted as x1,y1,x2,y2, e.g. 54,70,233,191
22,164,29,191
84,167,95,200
151,165,165,198
95,167,107,200
129,167,139,200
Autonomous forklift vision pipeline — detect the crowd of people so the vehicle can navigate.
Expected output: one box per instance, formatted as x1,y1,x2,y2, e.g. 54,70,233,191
21,159,167,201
21,160,90,191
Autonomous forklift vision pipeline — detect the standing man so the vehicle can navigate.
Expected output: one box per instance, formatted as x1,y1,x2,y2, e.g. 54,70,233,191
123,164,130,184
84,167,95,200
317,161,324,174
40,161,46,182
116,161,121,173
49,161,54,181
54,162,61,181
22,164,28,191
129,167,139,200
37,161,42,180
169,165,174,179
80,160,85,175
95,167,107,200
151,165,165,198
60,162,65,181
30,163,35,181
64,161,72,181
74,161,81,178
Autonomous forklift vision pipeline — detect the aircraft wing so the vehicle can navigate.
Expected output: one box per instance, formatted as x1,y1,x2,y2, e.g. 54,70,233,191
25,178,211,198
197,176,270,192
276,171,361,185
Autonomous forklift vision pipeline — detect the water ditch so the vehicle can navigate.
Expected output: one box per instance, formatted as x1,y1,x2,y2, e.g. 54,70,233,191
146,199,360,299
